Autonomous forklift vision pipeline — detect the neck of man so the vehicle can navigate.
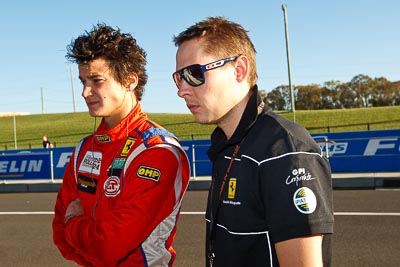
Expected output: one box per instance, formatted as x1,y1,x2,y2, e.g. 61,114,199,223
104,93,137,129
218,91,251,140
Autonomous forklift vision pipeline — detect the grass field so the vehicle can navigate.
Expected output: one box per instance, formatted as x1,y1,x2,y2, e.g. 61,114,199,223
0,105,399,149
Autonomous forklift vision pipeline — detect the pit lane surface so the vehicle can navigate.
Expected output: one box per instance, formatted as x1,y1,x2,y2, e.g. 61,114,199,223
0,190,399,266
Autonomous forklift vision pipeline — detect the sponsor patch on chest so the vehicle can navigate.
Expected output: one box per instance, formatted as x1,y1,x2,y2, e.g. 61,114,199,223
228,178,237,199
95,134,111,143
77,174,97,194
79,151,102,175
104,176,121,197
120,138,136,157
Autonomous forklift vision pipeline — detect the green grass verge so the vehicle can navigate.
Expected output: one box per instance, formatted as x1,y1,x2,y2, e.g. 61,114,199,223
1,105,399,149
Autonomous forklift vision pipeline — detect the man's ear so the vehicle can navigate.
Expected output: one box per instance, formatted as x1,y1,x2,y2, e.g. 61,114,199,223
126,73,139,91
235,56,249,83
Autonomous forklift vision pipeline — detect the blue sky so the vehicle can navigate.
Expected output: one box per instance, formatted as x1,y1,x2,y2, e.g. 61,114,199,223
1,0,399,115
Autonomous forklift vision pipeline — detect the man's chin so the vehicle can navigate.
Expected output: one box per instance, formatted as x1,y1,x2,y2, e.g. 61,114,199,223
193,115,214,125
88,110,102,117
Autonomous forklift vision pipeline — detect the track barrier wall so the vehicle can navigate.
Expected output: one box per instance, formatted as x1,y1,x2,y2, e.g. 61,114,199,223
0,129,399,181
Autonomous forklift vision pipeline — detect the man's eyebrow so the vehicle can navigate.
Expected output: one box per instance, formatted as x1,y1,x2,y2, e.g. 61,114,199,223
79,74,103,80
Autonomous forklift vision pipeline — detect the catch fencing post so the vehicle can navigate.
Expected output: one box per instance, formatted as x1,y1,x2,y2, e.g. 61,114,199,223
50,150,55,183
191,144,197,179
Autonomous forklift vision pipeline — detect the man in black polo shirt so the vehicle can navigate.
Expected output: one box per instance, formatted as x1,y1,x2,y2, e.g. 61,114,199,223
172,17,334,267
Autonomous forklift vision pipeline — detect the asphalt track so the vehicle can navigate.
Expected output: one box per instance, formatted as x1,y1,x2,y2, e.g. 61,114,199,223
0,189,399,267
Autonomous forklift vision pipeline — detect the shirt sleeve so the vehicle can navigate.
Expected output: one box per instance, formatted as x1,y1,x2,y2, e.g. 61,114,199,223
262,149,334,244
63,145,189,266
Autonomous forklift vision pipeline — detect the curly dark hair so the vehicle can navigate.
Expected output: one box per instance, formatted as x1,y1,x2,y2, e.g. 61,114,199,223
66,23,148,100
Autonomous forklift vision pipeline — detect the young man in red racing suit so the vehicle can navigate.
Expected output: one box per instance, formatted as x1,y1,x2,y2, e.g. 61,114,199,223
52,23,190,266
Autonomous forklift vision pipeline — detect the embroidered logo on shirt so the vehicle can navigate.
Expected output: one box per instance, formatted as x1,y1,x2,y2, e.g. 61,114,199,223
286,168,316,186
111,158,126,169
104,176,121,197
95,134,111,143
120,138,136,157
228,178,237,199
79,151,102,175
77,174,97,194
137,166,161,182
293,187,317,214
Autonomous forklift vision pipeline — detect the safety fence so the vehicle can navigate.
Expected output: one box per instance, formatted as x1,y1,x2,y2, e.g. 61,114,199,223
1,129,399,182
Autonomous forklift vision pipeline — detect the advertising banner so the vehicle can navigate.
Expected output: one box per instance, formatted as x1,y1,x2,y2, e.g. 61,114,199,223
0,129,399,180
0,147,72,180
182,129,400,174
313,129,400,172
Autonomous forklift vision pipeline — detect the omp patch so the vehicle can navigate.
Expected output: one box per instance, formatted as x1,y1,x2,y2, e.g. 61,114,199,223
104,176,121,197
95,134,111,143
293,187,317,214
79,151,102,175
77,174,97,194
137,166,161,182
120,138,136,157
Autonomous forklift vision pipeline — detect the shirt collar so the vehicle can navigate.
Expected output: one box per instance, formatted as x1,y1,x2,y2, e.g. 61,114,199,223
94,102,147,142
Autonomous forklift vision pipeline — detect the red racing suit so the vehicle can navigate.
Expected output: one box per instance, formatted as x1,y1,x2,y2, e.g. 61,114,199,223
53,103,190,266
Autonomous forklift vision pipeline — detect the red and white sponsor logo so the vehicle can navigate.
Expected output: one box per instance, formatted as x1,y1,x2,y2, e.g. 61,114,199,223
104,176,121,197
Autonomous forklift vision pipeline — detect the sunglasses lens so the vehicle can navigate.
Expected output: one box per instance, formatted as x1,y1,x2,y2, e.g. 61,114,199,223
183,65,204,86
173,72,182,86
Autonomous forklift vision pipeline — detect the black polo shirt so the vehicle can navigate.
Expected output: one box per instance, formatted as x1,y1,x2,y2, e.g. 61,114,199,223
206,86,334,267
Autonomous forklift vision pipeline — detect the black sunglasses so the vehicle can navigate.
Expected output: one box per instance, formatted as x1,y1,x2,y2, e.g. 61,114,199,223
172,56,238,89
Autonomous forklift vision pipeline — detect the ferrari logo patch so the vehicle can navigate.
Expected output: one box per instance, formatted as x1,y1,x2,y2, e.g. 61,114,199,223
228,178,237,199
120,138,136,157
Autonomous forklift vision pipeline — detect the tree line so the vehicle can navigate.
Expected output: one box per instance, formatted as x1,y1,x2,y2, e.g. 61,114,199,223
262,74,400,110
